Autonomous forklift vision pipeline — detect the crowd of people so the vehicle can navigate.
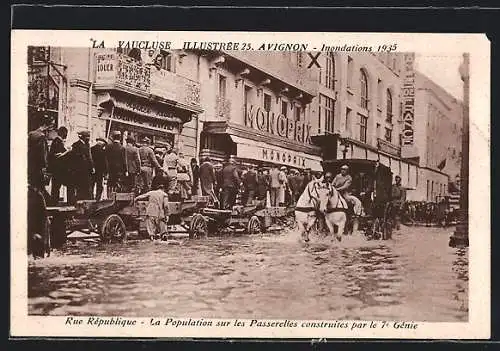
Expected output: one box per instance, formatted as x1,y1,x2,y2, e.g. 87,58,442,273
401,199,458,227
28,114,449,243
27,116,323,211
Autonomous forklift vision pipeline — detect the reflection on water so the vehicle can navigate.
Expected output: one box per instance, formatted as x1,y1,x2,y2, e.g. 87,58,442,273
28,226,468,321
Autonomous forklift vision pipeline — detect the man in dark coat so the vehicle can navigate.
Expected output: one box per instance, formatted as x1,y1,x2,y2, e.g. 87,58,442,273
124,136,141,193
301,168,313,193
28,113,53,191
138,137,162,193
91,137,108,201
48,126,68,205
256,168,269,201
242,164,258,205
68,130,94,202
106,131,127,194
190,158,200,196
221,157,241,210
199,157,219,207
199,157,215,196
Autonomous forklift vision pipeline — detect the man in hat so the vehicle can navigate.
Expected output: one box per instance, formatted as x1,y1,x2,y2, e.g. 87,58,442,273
134,182,170,241
300,168,312,194
242,164,258,205
278,166,288,206
221,156,240,210
106,130,127,194
91,137,108,201
332,165,352,195
391,175,406,230
269,164,281,207
177,151,192,200
287,169,300,206
68,130,94,202
138,136,162,193
124,135,141,194
199,157,218,206
332,164,363,231
162,144,179,195
48,126,68,205
28,113,54,191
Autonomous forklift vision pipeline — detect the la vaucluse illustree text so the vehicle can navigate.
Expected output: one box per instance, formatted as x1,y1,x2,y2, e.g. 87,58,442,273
65,317,418,330
92,39,398,53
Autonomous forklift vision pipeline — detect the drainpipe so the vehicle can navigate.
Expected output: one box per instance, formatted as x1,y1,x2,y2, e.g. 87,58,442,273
87,48,94,135
195,53,201,159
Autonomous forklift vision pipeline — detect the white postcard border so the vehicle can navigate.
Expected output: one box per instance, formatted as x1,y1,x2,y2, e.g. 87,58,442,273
10,30,491,339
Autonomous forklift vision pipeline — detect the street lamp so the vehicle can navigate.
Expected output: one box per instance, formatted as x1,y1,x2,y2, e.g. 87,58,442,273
449,53,469,248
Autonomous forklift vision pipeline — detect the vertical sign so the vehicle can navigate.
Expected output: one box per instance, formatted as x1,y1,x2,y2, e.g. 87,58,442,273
95,52,116,85
402,53,415,145
401,53,419,160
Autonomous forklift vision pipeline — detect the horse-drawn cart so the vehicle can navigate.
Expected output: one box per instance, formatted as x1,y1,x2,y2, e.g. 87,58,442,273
322,159,394,240
200,204,293,236
47,193,211,246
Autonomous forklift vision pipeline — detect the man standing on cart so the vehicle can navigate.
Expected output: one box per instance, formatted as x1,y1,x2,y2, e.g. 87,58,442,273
106,131,127,194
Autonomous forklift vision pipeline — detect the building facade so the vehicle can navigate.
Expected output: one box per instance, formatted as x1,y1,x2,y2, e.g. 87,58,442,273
303,52,452,201
196,50,323,171
414,71,463,201
27,47,460,202
28,47,203,161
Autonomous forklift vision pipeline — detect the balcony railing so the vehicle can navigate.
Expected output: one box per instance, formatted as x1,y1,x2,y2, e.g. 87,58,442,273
216,95,231,120
377,138,401,157
94,53,201,110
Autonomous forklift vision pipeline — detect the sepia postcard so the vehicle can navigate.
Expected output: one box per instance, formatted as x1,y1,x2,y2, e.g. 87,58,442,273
11,30,490,339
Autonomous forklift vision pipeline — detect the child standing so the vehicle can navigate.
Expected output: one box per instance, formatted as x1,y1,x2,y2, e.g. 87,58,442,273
134,183,170,240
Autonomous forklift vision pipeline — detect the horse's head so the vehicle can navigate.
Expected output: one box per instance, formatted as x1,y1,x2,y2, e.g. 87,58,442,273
315,182,333,213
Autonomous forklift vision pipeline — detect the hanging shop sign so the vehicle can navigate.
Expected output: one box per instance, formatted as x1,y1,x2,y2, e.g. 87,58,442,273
244,105,312,144
235,138,322,171
108,109,179,133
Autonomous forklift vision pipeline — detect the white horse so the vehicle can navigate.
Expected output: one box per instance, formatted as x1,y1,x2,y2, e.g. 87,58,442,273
294,180,348,242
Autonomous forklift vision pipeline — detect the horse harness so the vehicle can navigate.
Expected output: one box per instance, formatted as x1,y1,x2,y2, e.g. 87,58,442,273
295,181,320,213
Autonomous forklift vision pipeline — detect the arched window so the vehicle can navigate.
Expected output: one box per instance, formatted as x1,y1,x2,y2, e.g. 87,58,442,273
324,53,335,90
360,69,368,109
386,89,393,122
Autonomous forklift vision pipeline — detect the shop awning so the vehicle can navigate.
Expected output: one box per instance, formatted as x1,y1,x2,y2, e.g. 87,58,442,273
228,135,323,171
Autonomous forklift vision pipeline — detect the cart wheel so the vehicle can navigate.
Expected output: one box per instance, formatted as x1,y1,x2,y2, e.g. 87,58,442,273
101,214,127,243
247,215,262,234
189,213,208,239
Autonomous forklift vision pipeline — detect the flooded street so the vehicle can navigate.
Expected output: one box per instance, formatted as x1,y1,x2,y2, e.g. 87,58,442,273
28,225,468,322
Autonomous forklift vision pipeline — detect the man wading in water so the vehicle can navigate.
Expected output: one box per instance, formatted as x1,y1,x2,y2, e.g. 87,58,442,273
134,182,170,240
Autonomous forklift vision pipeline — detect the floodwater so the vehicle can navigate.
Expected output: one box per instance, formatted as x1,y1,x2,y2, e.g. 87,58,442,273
28,226,468,322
